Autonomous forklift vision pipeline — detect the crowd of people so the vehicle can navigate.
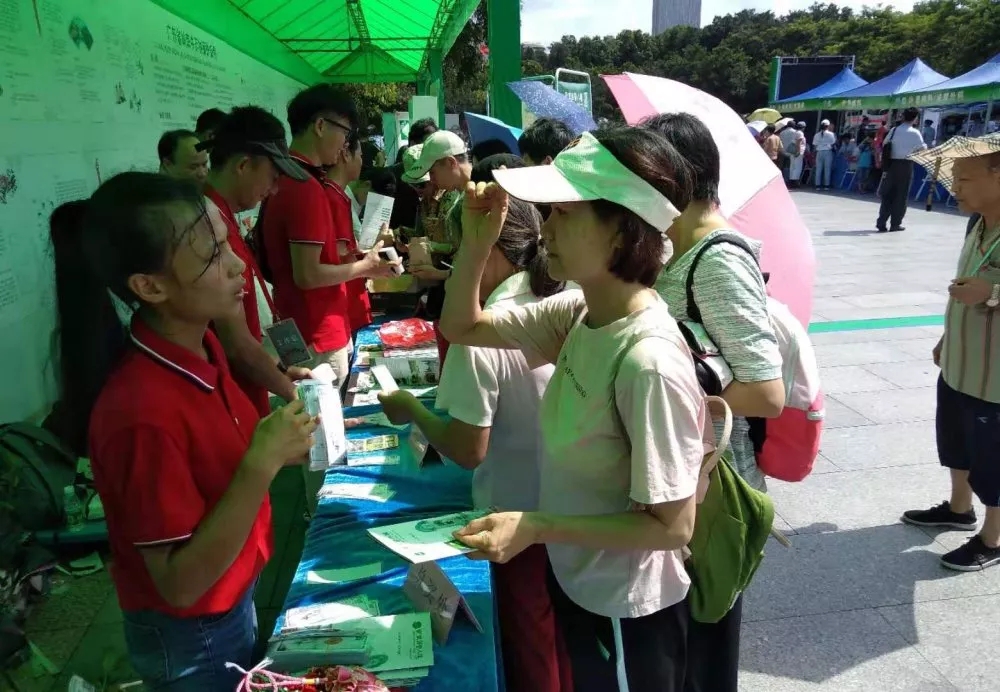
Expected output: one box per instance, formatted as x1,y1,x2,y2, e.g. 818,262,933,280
45,80,1000,692
757,107,937,233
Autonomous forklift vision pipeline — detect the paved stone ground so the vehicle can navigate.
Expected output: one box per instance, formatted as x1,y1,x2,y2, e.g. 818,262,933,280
740,191,994,692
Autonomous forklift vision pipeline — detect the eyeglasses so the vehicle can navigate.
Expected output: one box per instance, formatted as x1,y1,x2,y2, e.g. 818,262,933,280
322,118,354,138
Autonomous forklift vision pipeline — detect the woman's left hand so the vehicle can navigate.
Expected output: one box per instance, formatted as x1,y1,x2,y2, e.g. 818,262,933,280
949,276,993,306
452,512,539,563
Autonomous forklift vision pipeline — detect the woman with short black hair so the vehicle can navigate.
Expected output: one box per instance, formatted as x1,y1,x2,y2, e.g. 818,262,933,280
440,127,709,690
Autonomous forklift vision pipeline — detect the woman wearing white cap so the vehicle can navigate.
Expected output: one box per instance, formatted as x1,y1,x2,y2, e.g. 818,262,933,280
440,128,710,691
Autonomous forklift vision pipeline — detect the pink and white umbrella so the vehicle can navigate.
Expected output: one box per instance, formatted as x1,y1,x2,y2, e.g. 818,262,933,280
603,73,815,326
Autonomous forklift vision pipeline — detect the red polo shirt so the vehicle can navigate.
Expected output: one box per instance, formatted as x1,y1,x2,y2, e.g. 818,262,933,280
260,152,350,353
205,185,271,417
89,318,272,617
326,181,372,331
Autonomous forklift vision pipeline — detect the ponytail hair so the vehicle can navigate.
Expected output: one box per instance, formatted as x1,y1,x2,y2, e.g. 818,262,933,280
495,198,564,299
50,172,205,454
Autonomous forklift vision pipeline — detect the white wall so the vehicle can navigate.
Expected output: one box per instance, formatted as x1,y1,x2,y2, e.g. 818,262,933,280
0,0,304,422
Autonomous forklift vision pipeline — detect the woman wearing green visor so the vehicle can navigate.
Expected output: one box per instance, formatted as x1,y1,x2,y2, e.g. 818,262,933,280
440,128,710,691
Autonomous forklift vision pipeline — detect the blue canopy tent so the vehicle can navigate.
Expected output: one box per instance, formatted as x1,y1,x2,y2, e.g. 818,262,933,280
900,53,1000,110
772,67,869,110
829,58,950,110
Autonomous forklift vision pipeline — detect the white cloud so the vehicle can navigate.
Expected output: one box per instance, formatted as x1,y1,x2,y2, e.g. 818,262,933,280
521,0,918,47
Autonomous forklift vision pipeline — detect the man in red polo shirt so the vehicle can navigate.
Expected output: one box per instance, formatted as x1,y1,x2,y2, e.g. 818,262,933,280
323,133,373,332
203,106,312,418
260,85,397,516
260,85,396,383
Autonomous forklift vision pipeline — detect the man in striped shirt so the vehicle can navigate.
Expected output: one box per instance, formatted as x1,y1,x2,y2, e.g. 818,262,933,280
902,151,1000,571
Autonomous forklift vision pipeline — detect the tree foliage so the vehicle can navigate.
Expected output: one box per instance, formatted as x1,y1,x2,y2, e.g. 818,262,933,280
526,0,1000,118
350,0,1000,132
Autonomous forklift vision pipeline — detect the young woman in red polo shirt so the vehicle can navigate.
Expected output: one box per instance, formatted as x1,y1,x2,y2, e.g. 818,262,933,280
54,172,317,689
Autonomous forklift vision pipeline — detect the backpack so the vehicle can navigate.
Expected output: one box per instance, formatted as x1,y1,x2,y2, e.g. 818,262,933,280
0,424,73,639
611,327,774,624
0,423,78,534
685,234,824,482
881,126,898,163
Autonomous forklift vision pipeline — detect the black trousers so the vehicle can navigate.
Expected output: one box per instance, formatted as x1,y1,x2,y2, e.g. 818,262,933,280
684,594,743,692
877,160,914,230
547,564,688,692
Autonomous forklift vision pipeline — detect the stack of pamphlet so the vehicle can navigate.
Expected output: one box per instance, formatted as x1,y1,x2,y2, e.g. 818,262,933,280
267,607,433,685
344,368,437,408
373,346,440,386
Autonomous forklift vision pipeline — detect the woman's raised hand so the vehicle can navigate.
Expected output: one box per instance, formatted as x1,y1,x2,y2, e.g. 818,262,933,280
460,181,508,250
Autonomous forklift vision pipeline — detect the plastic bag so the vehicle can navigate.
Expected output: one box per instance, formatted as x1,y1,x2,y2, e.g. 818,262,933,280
378,319,436,349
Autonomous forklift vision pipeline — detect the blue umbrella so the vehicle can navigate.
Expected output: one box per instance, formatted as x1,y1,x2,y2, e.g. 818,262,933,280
463,112,523,154
507,80,598,135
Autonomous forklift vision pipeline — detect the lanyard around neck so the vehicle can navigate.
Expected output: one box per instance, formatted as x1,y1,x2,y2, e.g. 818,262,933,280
212,195,279,319
972,220,1000,275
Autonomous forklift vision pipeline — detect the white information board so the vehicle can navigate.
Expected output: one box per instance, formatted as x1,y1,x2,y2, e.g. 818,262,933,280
0,0,304,422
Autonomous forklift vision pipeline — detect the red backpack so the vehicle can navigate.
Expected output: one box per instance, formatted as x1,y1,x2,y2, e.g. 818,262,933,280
685,234,824,482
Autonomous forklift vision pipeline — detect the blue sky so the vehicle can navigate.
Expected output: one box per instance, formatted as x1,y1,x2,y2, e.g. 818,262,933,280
521,0,917,46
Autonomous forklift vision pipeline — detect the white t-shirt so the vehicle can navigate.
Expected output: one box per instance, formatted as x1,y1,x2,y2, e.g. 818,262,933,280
812,130,836,151
490,290,707,618
434,272,553,512
886,123,927,160
779,128,804,155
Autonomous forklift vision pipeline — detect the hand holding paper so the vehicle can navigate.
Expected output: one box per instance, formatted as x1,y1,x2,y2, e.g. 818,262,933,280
377,390,419,425
359,192,395,249
452,511,539,564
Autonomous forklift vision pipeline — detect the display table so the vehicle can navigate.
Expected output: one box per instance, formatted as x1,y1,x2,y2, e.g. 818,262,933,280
273,322,502,692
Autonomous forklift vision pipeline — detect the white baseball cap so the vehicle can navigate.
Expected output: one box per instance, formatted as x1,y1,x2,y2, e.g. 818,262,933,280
820,119,831,126
401,145,430,184
412,130,468,177
491,132,680,232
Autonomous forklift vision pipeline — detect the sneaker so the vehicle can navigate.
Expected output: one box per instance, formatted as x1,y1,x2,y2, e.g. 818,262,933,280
876,227,889,233
901,501,977,530
890,226,906,232
941,535,1000,571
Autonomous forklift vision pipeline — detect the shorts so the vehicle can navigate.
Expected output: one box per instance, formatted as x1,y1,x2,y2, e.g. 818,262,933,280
937,376,1000,506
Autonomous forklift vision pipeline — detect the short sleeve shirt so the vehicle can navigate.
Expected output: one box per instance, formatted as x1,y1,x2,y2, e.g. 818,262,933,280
655,229,782,491
88,318,271,617
942,218,1000,403
434,272,553,512
490,290,706,618
205,186,270,417
325,180,372,332
260,152,350,353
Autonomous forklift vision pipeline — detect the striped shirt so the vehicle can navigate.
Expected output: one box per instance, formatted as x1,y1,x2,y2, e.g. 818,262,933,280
941,217,1000,403
655,229,783,491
